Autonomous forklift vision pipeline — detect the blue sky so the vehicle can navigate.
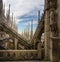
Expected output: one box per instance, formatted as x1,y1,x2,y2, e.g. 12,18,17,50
3,0,44,34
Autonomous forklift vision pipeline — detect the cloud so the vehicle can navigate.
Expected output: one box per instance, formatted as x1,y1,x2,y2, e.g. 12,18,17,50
3,0,44,33
20,20,38,26
3,0,44,23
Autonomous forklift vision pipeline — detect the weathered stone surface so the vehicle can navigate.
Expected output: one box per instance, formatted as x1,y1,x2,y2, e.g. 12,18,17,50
0,50,41,60
0,61,50,62
44,0,60,62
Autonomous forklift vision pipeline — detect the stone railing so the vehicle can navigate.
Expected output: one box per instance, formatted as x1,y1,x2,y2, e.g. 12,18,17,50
0,50,41,61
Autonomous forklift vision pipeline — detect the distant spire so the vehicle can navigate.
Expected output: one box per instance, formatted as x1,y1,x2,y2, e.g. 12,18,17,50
14,17,16,28
11,13,13,28
3,3,5,16
0,0,3,16
27,23,30,40
22,29,23,36
9,4,10,17
7,4,11,20
38,10,40,25
24,28,26,37
30,20,33,40
12,13,13,22
14,17,17,31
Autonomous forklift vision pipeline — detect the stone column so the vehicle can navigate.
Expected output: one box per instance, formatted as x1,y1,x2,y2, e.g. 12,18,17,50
45,10,50,60
37,42,41,59
0,0,3,16
57,0,60,37
14,38,18,50
34,39,36,49
44,0,50,60
50,10,53,62
57,0,60,61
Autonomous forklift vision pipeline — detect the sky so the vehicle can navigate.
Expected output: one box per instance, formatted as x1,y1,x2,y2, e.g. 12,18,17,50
3,0,44,34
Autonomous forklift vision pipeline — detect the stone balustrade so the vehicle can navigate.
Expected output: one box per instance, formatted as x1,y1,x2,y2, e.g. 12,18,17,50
0,50,41,60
